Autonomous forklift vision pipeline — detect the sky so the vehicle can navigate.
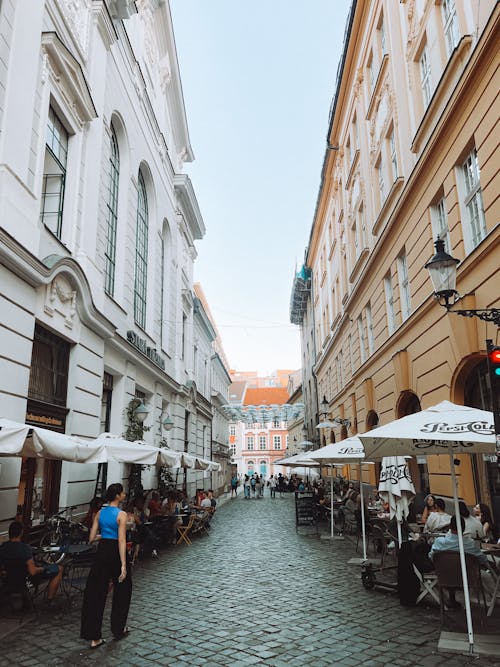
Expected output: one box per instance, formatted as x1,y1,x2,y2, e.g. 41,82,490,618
170,0,352,374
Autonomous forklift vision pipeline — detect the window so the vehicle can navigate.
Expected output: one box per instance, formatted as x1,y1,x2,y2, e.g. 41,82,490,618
134,171,148,327
229,425,236,437
442,0,460,56
379,16,387,56
430,196,450,251
259,435,267,449
160,234,165,343
397,252,411,322
247,460,254,473
377,159,386,203
181,313,187,360
28,324,70,406
246,436,254,451
273,435,281,450
286,435,289,448
368,52,376,92
357,314,367,363
461,150,486,252
366,303,375,354
104,126,120,296
419,46,432,107
230,444,236,456
273,420,280,428
352,114,359,150
384,274,396,335
389,130,398,181
40,107,68,239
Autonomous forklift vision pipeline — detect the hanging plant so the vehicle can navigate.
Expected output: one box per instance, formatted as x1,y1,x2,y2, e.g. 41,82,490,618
157,437,176,497
124,398,151,501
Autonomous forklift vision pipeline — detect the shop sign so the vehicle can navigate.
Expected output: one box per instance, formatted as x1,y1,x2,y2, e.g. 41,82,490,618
127,330,165,370
26,413,63,428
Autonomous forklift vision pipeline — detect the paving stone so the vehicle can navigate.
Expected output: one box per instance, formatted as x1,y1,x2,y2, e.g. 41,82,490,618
1,495,499,666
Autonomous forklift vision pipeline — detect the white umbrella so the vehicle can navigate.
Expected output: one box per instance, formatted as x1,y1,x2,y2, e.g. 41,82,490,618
93,433,160,465
309,437,370,559
274,453,321,467
0,418,105,463
378,456,416,546
359,400,496,654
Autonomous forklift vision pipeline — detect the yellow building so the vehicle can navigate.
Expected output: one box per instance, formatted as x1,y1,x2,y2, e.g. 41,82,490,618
297,1,499,509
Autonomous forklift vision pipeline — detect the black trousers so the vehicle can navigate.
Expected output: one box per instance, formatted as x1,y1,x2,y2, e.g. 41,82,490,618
80,539,132,640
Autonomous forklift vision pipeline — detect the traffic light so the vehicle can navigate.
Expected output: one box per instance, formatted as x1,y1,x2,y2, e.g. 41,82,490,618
487,342,500,391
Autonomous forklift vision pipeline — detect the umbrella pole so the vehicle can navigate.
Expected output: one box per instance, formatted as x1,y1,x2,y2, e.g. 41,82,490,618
397,520,402,548
330,468,334,537
449,447,474,654
358,462,367,561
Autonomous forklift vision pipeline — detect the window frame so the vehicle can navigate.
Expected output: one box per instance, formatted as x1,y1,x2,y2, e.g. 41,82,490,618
384,273,396,335
104,125,120,296
40,106,69,239
397,251,411,322
134,171,149,328
419,45,432,108
459,149,487,253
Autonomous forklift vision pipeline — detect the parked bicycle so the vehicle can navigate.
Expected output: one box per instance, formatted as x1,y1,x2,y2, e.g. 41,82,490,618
38,506,89,563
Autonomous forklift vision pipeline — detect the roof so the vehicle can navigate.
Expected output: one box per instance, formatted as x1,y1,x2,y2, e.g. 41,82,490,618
243,387,289,406
228,381,247,404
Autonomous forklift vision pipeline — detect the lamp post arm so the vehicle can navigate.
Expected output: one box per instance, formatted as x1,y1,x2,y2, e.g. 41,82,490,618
445,306,500,328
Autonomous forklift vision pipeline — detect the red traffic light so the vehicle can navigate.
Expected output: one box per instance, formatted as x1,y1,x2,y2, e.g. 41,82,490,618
490,348,500,364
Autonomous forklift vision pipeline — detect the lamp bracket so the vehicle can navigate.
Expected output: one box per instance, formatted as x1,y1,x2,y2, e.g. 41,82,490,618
444,306,500,328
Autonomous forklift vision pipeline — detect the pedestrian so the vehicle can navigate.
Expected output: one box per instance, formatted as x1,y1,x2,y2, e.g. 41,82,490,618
259,475,265,497
269,475,277,498
250,474,257,498
255,475,262,498
243,475,251,499
230,474,238,497
81,483,132,649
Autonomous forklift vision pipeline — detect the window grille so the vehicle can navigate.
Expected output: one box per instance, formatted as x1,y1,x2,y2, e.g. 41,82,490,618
28,325,70,406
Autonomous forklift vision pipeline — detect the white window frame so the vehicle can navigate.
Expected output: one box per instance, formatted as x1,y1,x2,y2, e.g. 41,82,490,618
442,0,460,57
246,436,254,451
430,196,451,252
229,425,236,437
397,252,411,322
358,314,367,363
377,159,386,204
259,435,267,449
459,149,487,253
379,17,387,56
366,303,375,355
389,129,398,181
273,435,282,450
384,274,396,335
419,46,432,108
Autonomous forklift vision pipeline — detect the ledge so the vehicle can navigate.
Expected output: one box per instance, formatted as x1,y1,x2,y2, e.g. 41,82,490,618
349,247,370,284
411,35,472,154
372,177,404,236
328,236,337,261
365,55,389,120
345,149,360,189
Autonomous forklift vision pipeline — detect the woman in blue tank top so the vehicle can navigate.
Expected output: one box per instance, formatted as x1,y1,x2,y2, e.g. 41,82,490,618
80,483,132,648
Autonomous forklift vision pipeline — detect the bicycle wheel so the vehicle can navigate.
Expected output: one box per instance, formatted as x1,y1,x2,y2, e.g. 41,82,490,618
40,530,63,547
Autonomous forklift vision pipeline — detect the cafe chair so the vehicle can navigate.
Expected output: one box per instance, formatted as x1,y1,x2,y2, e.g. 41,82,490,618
412,565,439,605
176,514,195,546
433,552,487,628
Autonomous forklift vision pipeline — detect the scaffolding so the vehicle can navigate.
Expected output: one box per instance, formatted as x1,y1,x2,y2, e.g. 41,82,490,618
290,265,312,325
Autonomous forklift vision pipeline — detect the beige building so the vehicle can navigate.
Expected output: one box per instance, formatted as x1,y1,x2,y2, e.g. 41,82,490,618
293,1,499,510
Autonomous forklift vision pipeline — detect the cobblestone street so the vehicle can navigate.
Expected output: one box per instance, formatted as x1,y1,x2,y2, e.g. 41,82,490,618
1,494,499,667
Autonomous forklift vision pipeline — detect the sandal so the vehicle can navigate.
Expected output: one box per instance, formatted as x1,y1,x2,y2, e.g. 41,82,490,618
114,627,131,641
90,639,106,649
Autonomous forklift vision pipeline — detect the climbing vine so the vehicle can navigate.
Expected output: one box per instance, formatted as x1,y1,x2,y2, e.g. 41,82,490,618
124,398,151,501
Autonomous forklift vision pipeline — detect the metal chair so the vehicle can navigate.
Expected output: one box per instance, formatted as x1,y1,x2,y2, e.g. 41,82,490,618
413,564,440,605
433,551,487,628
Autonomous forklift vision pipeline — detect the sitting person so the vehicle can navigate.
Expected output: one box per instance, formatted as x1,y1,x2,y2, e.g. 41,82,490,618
147,492,163,519
206,490,217,513
429,515,487,608
421,494,437,523
82,497,102,531
474,503,496,543
458,501,484,540
424,498,451,533
0,521,63,604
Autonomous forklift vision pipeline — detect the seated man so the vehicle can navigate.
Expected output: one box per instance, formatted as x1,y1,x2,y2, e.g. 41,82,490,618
429,515,487,608
0,521,63,604
424,497,451,533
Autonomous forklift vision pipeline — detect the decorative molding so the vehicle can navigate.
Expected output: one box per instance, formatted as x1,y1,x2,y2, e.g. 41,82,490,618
92,0,118,50
108,0,137,19
365,54,389,120
44,275,77,329
41,32,97,128
372,176,404,236
349,247,369,284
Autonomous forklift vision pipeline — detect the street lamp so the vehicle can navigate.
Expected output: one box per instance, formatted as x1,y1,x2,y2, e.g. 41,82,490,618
133,401,150,424
162,415,174,431
320,395,329,419
425,237,500,325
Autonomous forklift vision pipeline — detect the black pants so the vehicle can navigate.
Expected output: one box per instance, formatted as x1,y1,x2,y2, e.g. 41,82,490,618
80,539,132,640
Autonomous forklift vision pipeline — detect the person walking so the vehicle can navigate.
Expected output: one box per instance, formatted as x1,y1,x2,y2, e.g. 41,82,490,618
269,475,277,498
81,483,132,649
243,475,251,499
255,475,261,499
250,474,257,498
230,474,238,497
259,475,265,497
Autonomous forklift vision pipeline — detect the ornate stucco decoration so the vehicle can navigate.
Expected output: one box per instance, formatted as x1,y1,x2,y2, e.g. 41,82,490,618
63,0,91,55
352,67,364,100
44,276,77,329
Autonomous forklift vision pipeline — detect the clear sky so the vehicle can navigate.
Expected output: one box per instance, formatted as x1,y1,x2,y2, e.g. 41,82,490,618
170,0,352,374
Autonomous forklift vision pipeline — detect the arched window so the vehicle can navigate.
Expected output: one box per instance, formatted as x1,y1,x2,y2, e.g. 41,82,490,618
247,460,254,474
366,411,379,430
104,125,120,296
134,171,148,327
260,460,267,476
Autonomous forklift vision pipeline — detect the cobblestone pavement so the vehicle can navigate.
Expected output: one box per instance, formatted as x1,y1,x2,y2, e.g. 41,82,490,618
1,494,500,667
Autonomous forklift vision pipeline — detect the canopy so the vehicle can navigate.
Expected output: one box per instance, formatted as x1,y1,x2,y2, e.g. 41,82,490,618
358,400,496,653
378,456,416,545
274,453,321,467
92,434,162,465
0,418,105,463
358,400,495,458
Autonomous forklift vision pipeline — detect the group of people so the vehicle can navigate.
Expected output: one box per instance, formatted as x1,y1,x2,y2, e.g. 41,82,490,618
421,493,497,541
231,472,314,499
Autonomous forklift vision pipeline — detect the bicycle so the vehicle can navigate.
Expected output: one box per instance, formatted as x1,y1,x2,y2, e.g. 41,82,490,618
38,506,89,563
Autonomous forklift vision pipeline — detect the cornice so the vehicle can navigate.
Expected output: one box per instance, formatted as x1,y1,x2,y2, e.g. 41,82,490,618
174,174,205,241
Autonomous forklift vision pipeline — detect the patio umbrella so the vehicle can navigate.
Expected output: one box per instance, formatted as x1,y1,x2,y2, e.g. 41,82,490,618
378,456,416,546
309,437,370,559
93,433,161,465
274,453,321,482
0,418,106,463
358,400,496,654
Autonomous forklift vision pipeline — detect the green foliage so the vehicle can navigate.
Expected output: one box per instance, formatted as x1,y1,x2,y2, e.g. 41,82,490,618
124,398,151,501
158,438,176,497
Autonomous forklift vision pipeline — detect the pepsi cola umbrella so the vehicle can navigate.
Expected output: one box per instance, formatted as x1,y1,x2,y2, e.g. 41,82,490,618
359,400,496,654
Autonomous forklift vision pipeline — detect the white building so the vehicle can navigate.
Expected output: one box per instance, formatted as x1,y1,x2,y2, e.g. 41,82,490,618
0,0,217,532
